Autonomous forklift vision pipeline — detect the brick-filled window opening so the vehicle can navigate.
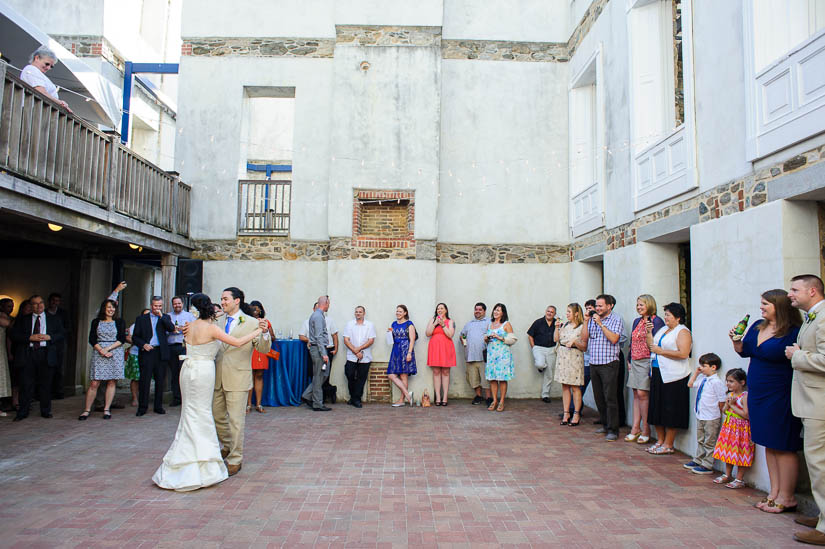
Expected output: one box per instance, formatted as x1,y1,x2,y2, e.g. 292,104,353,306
352,190,415,248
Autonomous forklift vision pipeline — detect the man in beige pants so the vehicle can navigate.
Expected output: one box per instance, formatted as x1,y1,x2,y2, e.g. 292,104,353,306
787,274,825,546
214,287,270,476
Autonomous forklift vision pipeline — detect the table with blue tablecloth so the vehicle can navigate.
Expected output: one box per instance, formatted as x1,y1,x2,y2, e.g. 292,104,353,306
259,339,310,407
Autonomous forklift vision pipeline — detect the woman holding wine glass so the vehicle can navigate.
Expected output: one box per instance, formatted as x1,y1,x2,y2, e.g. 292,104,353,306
426,303,456,406
625,295,665,443
485,303,515,412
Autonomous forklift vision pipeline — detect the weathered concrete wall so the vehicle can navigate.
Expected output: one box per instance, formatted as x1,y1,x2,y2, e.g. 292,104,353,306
690,200,820,493
175,56,334,240
443,0,569,42
327,42,441,240
691,0,751,192
439,59,568,244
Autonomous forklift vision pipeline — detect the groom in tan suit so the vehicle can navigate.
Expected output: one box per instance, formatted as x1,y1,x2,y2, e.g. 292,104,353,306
215,287,270,476
787,274,825,545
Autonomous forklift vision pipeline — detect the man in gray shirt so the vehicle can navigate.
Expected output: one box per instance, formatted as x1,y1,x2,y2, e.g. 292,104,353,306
460,302,491,405
303,295,331,411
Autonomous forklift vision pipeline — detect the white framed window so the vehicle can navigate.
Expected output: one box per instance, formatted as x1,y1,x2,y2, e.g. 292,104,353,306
627,0,697,211
569,46,605,237
744,0,825,159
628,0,676,154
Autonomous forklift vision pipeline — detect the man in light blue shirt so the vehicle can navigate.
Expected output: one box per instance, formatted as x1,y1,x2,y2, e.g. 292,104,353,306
460,302,491,406
167,296,196,406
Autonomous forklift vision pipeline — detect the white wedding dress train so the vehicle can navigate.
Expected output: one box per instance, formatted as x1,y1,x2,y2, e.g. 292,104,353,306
152,341,228,491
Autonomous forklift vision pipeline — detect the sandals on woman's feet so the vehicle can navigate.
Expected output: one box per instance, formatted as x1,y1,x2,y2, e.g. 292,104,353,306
649,446,674,455
636,435,651,444
496,402,505,412
560,412,570,426
760,499,797,512
569,411,581,426
714,475,732,485
103,409,112,420
246,405,252,414
754,496,773,509
725,479,746,489
646,443,662,453
255,405,266,413
488,401,497,411
78,410,91,421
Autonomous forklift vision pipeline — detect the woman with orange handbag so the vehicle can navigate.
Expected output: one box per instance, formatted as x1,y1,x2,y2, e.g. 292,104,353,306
247,300,276,413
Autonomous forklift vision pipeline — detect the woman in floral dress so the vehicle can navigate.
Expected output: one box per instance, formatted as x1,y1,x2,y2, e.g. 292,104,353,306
484,303,515,412
554,303,586,426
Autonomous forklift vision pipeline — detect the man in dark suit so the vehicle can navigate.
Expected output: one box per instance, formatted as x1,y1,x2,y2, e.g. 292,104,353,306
132,296,175,416
10,294,65,420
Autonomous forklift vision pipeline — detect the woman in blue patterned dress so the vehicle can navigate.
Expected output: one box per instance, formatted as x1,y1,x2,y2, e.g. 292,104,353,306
387,305,415,407
80,299,126,420
485,303,515,412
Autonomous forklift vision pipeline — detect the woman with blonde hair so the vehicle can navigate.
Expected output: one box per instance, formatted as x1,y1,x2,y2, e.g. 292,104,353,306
625,294,665,443
554,303,587,426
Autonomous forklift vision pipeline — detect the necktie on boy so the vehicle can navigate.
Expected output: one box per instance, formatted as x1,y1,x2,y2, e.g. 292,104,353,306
694,377,707,414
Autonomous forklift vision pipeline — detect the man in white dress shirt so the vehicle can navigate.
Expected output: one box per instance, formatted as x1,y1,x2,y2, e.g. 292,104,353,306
343,306,376,408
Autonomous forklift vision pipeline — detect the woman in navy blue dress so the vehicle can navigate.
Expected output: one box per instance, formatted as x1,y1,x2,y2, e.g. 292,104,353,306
731,289,802,513
386,305,415,407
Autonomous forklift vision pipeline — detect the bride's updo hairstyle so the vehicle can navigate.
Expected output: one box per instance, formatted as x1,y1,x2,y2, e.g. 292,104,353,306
190,293,216,321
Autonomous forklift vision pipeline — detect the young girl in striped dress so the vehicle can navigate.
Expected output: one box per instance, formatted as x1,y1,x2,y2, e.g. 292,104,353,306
712,368,754,488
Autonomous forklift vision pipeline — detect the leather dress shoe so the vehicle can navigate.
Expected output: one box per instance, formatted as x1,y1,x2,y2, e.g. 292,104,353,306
136,410,147,416
221,448,230,460
226,463,242,476
41,413,53,419
796,516,820,528
313,406,332,411
353,401,363,408
154,408,166,414
793,529,825,545
12,415,25,422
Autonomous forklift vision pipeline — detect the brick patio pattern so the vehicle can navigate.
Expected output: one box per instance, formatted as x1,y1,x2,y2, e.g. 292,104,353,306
0,397,807,547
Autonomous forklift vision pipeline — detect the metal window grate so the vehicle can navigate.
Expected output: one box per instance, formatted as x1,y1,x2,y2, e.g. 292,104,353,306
237,179,291,235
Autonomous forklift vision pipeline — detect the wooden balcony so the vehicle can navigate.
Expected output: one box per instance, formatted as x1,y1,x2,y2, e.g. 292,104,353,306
0,63,190,238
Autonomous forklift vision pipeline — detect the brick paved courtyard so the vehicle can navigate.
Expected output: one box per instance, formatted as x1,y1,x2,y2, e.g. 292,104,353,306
0,397,808,548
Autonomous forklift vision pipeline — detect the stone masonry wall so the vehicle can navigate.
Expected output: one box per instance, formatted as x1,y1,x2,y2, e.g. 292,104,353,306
181,38,335,57
573,143,825,255
335,25,441,47
52,35,126,71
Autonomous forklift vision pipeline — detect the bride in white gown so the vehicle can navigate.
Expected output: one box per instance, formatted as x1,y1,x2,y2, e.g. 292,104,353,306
152,294,262,492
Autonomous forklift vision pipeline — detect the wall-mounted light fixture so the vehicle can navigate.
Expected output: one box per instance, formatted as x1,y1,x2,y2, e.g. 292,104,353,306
359,61,371,71
47,223,62,232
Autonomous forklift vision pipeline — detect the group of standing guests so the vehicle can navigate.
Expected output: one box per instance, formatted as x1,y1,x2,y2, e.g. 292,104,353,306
383,302,516,411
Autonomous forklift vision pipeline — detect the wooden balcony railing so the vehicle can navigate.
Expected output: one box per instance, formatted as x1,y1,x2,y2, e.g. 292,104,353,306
238,179,291,235
0,64,190,238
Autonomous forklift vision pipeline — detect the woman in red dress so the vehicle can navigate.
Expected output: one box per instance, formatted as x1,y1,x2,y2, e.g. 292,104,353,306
426,303,456,406
247,300,275,413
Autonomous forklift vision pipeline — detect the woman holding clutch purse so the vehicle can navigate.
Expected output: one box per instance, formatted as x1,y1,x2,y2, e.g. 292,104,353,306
484,303,515,412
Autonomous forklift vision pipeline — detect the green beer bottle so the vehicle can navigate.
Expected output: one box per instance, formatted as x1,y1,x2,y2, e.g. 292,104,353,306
732,314,750,340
